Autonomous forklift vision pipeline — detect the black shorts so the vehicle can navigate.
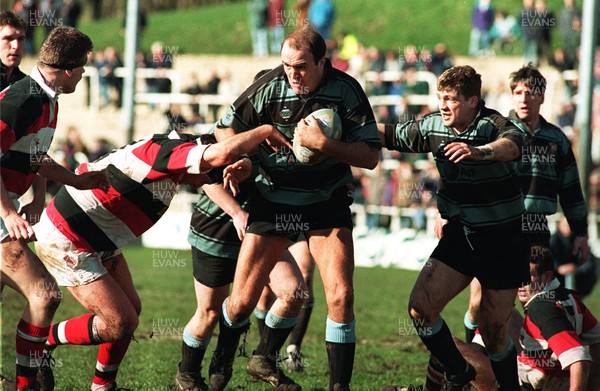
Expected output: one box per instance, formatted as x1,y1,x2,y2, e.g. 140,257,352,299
246,187,353,238
430,220,530,290
192,247,237,288
522,213,551,247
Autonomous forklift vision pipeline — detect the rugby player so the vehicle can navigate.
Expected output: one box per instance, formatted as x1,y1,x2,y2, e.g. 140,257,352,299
1,26,107,390
32,126,288,391
214,23,380,390
378,65,528,389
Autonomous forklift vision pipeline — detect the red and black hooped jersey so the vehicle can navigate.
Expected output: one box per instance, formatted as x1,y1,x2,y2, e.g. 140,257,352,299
519,278,600,376
43,132,208,252
0,67,58,196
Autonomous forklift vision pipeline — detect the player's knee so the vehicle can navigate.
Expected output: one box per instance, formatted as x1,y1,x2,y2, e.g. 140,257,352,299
228,302,253,324
106,311,139,341
28,285,62,316
131,296,142,316
478,321,507,350
204,307,221,328
325,284,353,311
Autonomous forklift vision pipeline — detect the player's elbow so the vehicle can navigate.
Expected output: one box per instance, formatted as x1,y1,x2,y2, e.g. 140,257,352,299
362,150,380,170
205,144,239,169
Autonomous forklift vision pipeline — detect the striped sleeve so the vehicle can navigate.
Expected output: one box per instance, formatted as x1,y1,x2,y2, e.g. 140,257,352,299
386,116,431,153
556,134,588,236
528,299,592,369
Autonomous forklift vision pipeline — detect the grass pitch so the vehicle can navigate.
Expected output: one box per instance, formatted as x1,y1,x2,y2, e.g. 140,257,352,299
2,244,599,390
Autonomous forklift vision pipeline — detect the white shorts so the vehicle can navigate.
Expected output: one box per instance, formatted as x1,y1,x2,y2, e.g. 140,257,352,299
33,212,121,287
518,360,569,390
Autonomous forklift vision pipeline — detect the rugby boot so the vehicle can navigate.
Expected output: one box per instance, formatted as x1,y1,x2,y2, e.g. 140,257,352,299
283,345,304,372
441,363,476,391
105,383,133,391
0,374,16,390
332,384,350,391
208,347,235,391
36,349,56,391
16,383,40,391
174,368,208,391
380,386,424,391
246,353,302,390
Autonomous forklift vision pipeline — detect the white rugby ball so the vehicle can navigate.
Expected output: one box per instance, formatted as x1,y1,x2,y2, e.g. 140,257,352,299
293,108,342,164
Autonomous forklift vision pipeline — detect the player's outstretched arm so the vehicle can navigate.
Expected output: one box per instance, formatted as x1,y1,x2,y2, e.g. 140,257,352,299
588,343,600,390
37,157,109,191
567,360,590,391
202,183,248,240
444,137,521,163
201,125,290,171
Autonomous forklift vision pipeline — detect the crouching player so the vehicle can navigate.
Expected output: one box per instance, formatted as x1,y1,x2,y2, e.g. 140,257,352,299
516,246,600,390
32,126,288,391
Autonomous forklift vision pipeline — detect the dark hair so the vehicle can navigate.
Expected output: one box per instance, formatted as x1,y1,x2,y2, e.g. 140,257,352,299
39,26,93,70
283,23,326,64
509,63,546,95
437,65,482,99
530,246,555,276
0,11,27,31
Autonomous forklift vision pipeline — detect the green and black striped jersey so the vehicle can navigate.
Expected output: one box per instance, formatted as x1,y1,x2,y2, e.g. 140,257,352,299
509,111,588,236
384,104,526,230
187,179,255,259
216,60,380,206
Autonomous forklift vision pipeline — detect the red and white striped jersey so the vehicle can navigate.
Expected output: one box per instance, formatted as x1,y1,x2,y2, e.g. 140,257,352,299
0,67,58,197
43,132,208,251
519,278,600,377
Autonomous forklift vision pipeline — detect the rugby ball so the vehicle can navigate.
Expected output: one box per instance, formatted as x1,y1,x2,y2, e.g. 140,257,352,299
293,108,342,164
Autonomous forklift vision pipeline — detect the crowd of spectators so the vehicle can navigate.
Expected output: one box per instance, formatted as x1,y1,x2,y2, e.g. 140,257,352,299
11,0,596,237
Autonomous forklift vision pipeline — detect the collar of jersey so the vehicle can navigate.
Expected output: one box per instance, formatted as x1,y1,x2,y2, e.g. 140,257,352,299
30,66,59,100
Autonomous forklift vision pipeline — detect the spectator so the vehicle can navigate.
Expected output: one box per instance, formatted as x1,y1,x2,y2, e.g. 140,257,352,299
363,164,387,232
267,0,285,55
61,0,81,28
490,10,520,55
520,0,542,66
61,126,89,171
550,46,575,71
308,0,335,41
400,44,420,71
204,69,221,121
419,47,433,73
563,15,581,69
550,216,598,297
559,0,581,50
338,30,360,63
331,48,349,72
469,0,495,57
483,79,512,116
97,46,123,107
430,43,453,77
183,72,203,116
383,49,400,73
88,137,113,162
164,104,189,134
248,0,269,57
12,0,37,56
534,0,555,65
146,41,174,101
38,0,62,38
402,67,429,117
294,0,310,26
